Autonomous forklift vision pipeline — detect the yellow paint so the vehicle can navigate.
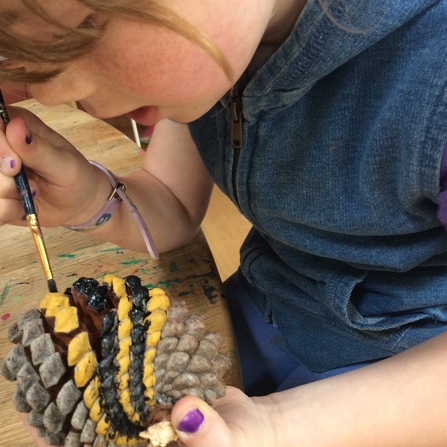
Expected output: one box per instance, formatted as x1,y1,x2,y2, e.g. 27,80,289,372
104,274,126,299
83,376,100,409
145,386,155,406
96,414,111,435
116,337,131,361
146,330,161,346
41,295,70,318
130,411,140,424
141,353,156,406
40,292,69,311
119,388,134,420
148,287,165,296
54,306,79,333
144,347,156,363
89,397,103,422
116,355,131,381
117,372,130,393
117,296,132,321
147,290,170,311
68,331,91,366
74,350,97,388
114,435,139,446
118,318,132,339
143,363,154,380
143,373,155,390
145,309,167,331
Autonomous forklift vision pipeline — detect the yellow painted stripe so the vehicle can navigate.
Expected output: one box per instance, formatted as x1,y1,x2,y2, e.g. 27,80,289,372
74,350,97,388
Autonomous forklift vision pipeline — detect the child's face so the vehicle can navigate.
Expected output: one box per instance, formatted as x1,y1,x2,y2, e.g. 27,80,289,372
1,0,264,124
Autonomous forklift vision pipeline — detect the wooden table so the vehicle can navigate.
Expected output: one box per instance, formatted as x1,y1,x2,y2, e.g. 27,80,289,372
0,100,242,447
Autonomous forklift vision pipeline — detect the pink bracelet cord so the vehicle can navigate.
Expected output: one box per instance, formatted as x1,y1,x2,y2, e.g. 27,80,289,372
63,160,159,260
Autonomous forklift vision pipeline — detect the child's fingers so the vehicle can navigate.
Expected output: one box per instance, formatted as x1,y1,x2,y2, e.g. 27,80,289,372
18,413,54,447
0,120,23,177
172,396,236,447
0,195,36,225
2,108,80,182
4,115,56,178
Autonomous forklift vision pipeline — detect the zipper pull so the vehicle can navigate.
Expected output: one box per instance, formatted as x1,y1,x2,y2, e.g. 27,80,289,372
230,88,244,149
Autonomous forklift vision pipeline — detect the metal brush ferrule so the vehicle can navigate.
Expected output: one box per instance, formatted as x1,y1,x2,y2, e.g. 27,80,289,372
26,214,54,283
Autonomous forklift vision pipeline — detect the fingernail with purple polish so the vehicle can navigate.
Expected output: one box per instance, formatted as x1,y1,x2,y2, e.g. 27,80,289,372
177,408,204,433
1,156,15,173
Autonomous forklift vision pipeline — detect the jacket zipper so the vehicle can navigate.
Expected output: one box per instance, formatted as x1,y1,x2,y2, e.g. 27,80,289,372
230,88,244,205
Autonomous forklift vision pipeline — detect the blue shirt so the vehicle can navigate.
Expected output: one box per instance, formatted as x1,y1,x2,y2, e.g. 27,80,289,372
188,0,447,370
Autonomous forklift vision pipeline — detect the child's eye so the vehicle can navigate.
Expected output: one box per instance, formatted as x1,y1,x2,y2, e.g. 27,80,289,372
76,13,99,30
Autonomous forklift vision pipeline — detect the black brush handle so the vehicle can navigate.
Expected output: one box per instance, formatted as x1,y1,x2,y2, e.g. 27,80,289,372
14,167,37,215
0,90,57,293
0,90,9,125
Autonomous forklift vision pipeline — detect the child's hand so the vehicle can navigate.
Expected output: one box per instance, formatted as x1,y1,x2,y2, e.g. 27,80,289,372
18,413,51,447
171,386,276,447
18,387,274,447
0,106,111,228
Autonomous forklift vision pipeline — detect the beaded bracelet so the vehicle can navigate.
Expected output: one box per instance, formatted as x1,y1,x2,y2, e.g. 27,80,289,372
62,160,159,259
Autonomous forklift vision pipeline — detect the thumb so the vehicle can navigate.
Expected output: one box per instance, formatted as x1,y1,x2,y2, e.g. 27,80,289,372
171,396,234,447
4,110,75,176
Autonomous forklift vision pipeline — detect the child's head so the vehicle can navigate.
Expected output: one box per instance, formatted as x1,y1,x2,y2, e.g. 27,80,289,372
0,0,232,84
0,0,257,123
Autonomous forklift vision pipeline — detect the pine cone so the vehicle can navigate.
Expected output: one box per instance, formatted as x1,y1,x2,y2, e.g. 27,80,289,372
1,275,230,447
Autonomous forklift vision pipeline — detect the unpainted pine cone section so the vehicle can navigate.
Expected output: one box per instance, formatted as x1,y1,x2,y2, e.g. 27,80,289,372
1,274,230,447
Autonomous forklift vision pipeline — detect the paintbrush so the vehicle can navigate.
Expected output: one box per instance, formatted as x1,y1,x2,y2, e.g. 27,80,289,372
0,91,57,293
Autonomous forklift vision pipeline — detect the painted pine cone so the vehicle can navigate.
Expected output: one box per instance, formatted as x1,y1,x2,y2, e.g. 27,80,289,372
1,274,230,447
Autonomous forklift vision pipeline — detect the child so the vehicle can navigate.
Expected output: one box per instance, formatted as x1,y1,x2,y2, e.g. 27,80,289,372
1,0,447,445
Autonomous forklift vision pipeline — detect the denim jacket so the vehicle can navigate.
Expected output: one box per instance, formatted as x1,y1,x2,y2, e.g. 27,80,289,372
188,0,447,370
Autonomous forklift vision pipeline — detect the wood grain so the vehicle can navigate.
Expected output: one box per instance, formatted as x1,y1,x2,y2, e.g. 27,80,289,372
0,100,242,447
202,186,251,281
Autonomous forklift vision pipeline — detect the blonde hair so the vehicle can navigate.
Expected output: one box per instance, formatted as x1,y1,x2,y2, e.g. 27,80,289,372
0,0,233,83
